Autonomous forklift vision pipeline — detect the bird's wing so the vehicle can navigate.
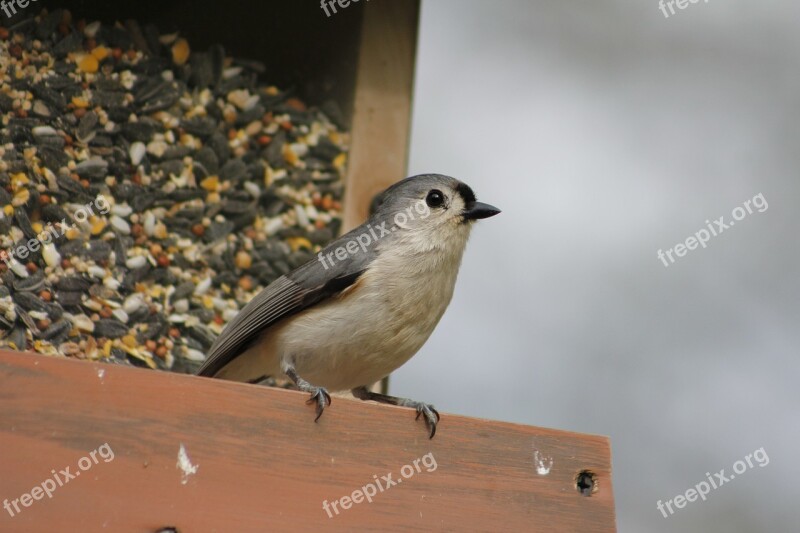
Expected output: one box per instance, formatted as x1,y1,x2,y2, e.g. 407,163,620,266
196,224,378,377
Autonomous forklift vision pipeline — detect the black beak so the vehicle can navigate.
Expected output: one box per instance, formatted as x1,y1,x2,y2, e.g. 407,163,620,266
462,201,501,221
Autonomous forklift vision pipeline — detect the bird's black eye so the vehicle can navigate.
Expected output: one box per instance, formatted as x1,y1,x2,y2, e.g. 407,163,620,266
426,189,445,208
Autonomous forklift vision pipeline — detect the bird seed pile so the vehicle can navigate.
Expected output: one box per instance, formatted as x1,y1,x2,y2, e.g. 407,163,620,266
0,10,349,372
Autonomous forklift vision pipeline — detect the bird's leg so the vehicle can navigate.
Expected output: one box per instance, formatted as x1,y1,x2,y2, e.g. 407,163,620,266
352,386,440,439
285,366,331,422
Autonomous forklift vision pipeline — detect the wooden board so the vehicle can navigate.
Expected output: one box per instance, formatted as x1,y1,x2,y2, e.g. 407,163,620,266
0,350,616,532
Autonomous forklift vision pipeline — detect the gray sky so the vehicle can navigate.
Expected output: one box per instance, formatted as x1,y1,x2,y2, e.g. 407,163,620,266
395,1,800,531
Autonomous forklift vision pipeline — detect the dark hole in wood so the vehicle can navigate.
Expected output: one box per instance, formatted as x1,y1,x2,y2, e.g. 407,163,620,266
576,470,597,496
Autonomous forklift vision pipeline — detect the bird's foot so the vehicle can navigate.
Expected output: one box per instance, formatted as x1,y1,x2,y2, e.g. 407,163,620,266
285,366,332,422
352,387,441,439
414,402,440,439
306,386,332,422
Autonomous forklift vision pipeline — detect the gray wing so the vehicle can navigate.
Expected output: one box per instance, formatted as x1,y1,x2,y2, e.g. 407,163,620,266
196,223,379,377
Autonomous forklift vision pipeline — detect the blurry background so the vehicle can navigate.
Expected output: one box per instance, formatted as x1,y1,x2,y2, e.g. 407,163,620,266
396,1,800,531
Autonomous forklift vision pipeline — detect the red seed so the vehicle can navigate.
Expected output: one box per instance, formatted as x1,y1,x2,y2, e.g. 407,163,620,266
238,275,253,291
285,97,307,111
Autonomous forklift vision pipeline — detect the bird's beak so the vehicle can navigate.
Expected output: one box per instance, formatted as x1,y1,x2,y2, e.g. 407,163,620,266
462,201,501,221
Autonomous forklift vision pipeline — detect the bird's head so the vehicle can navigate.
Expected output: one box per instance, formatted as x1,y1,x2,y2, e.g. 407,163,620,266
369,174,501,254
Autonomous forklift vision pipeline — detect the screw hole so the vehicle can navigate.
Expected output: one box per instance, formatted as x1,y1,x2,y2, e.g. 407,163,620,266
576,470,597,496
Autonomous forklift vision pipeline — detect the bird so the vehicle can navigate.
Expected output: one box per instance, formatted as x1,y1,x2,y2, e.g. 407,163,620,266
196,174,500,438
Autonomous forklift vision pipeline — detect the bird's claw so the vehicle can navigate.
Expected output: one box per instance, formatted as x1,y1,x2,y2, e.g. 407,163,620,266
414,403,440,439
306,387,331,422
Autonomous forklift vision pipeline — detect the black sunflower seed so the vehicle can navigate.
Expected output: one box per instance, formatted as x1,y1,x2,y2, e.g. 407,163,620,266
93,319,129,339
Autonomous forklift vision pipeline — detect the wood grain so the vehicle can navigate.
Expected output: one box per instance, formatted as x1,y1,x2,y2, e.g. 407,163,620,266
0,350,616,532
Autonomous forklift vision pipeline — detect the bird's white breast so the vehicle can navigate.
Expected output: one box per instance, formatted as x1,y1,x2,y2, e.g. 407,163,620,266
218,222,472,391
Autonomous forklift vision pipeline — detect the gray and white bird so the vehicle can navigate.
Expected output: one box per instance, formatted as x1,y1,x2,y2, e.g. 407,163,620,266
196,174,500,438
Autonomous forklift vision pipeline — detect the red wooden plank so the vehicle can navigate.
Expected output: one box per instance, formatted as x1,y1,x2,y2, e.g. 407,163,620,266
0,350,616,532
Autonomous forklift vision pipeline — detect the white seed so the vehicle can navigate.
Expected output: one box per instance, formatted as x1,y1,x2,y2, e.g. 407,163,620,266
123,294,145,314
222,309,239,322
112,309,129,323
83,21,101,38
244,181,261,199
294,204,309,227
111,204,133,217
9,259,28,278
305,204,319,221
194,277,211,296
173,298,189,313
125,255,147,269
212,297,227,311
143,211,156,236
32,126,57,137
83,298,103,312
71,314,95,333
33,100,51,117
110,215,131,234
147,140,168,158
42,242,61,267
129,142,146,165
184,348,206,362
227,89,259,111
223,66,242,79
290,143,309,157
88,265,107,278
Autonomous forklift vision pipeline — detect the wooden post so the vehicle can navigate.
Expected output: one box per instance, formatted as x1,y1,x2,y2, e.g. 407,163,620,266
0,350,616,531
342,0,420,232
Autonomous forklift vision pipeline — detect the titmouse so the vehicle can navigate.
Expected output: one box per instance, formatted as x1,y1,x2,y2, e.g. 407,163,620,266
197,174,500,438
